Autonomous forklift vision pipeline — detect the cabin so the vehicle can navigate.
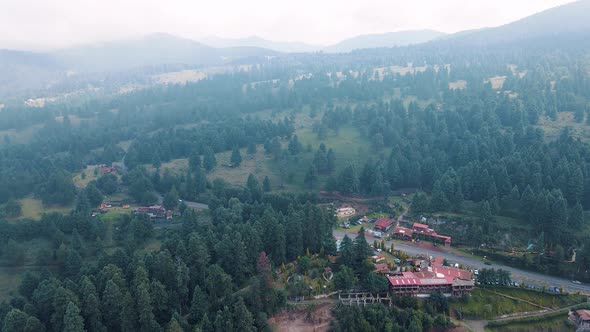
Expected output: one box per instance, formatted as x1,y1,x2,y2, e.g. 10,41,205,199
374,217,395,232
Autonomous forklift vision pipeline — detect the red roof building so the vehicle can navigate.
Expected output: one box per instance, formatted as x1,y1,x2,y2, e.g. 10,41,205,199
387,270,474,297
412,222,452,247
392,226,413,240
374,217,395,232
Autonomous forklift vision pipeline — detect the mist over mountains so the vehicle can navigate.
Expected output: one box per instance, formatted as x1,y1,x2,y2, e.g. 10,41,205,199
1,0,589,98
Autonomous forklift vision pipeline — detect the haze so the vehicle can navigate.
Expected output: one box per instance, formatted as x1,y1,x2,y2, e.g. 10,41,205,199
1,0,576,50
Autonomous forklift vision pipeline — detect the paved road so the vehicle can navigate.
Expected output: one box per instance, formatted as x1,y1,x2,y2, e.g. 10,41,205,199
154,192,208,210
334,230,590,295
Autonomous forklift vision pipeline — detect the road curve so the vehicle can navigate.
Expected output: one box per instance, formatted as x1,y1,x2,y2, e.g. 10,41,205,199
333,230,590,295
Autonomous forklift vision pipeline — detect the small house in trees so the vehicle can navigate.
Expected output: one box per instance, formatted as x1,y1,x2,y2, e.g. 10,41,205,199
374,217,395,232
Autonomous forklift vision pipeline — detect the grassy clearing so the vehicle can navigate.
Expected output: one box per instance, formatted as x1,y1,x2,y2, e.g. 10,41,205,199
18,197,72,220
485,76,507,89
537,112,590,142
0,124,43,145
452,288,539,320
99,207,132,223
490,287,585,309
451,287,585,320
208,146,289,190
449,80,467,90
73,165,100,188
486,314,572,332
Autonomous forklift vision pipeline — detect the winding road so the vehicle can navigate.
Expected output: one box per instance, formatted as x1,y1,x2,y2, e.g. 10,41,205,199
333,229,590,295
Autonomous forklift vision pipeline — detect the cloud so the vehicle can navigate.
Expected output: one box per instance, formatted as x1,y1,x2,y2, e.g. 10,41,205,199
0,0,576,49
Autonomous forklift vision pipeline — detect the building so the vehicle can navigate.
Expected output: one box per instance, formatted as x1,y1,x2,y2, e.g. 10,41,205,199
100,165,117,174
374,217,395,232
569,309,590,328
387,269,474,297
374,263,390,274
392,226,413,240
412,222,452,247
135,205,167,219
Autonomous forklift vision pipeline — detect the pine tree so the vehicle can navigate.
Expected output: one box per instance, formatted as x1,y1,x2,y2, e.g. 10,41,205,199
263,176,271,192
3,309,28,332
230,147,242,167
62,302,85,332
232,298,255,332
189,286,207,324
203,148,217,172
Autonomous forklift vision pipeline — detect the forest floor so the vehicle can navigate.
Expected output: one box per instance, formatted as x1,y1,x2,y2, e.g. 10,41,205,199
268,303,334,332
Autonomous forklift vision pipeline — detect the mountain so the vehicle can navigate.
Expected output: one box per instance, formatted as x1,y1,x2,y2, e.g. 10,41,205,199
200,36,320,53
0,50,64,97
55,33,279,72
444,0,590,45
323,30,447,53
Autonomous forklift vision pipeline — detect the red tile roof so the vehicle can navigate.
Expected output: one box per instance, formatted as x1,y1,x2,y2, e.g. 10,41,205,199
413,222,429,229
578,310,590,321
375,217,395,230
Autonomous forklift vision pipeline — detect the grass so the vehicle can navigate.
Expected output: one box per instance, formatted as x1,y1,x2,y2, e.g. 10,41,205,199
451,287,586,320
537,112,590,142
0,124,43,146
485,76,507,90
18,197,72,220
99,207,132,223
449,80,467,90
73,165,100,188
486,314,572,332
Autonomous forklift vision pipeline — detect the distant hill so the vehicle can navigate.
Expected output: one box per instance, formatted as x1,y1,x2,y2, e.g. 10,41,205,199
0,50,64,97
56,33,279,72
323,30,447,53
443,0,590,45
200,36,320,53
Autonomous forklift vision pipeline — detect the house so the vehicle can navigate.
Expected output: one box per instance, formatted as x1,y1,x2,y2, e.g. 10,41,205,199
374,217,395,232
374,263,390,274
392,226,413,240
135,205,166,219
372,253,386,263
569,309,590,328
412,222,452,247
100,165,117,174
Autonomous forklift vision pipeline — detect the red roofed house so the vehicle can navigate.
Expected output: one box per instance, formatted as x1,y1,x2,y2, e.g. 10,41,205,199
100,165,117,174
570,309,590,328
374,263,390,274
412,222,452,247
374,217,395,232
392,226,413,240
431,257,445,267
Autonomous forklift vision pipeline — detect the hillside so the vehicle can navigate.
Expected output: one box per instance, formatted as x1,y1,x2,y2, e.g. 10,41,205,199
200,35,320,53
55,33,279,73
444,0,590,45
324,29,446,53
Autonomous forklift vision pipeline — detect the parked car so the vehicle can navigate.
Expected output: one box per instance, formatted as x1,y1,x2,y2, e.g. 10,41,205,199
572,280,582,284
484,262,492,266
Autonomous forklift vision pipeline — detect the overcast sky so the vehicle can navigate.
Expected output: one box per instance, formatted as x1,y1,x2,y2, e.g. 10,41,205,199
0,0,577,50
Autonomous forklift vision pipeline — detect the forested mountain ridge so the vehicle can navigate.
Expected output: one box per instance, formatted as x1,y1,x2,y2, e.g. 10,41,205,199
441,0,590,46
323,29,446,53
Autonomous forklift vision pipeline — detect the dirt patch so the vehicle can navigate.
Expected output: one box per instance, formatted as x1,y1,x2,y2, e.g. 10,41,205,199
269,303,334,332
485,76,506,90
449,80,467,90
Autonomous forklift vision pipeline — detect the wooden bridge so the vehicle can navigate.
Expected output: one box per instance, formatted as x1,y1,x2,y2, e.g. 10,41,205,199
338,292,393,307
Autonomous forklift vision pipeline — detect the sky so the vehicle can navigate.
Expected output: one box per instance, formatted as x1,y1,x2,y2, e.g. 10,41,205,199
0,0,577,50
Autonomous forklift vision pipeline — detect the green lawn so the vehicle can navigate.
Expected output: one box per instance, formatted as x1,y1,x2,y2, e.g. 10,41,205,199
486,314,574,332
17,197,72,220
451,287,586,320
